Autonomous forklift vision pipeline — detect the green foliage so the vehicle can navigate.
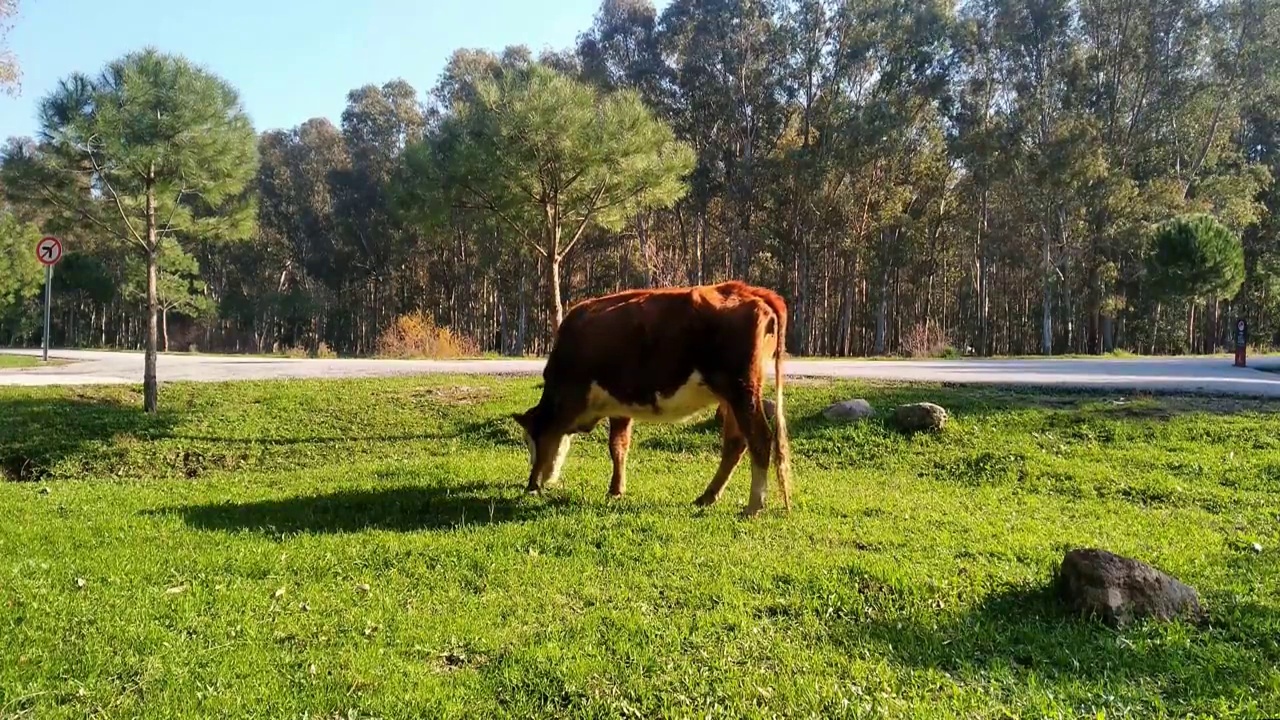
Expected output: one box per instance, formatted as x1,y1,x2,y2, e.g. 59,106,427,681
124,238,215,319
410,62,695,242
400,61,694,325
4,48,257,250
1,377,1279,716
1146,214,1247,303
0,210,42,341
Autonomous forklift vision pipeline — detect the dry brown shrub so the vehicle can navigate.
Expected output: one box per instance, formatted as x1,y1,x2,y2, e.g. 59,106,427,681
377,311,480,359
900,320,956,359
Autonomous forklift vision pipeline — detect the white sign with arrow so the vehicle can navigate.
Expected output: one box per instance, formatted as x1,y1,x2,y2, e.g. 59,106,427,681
35,236,63,362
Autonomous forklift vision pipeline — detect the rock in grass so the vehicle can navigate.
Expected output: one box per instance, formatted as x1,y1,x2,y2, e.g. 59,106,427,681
822,399,876,422
1056,548,1203,628
890,402,947,433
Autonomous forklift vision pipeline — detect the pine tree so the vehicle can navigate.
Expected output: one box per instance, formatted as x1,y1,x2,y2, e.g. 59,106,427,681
1,47,256,411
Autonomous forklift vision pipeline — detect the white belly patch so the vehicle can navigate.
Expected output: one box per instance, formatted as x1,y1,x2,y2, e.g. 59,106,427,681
582,371,719,424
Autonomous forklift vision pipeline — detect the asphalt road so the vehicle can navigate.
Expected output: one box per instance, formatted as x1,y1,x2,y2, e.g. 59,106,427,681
3,348,1280,397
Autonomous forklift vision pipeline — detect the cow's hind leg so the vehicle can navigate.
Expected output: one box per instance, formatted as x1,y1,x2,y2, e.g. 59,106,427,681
695,403,747,507
728,392,773,518
607,417,633,498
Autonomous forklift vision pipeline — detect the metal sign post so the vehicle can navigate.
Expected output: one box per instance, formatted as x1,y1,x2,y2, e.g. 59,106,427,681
1235,318,1248,368
36,236,63,362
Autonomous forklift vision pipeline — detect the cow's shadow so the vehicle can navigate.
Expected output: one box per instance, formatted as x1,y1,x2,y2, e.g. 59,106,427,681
155,482,557,537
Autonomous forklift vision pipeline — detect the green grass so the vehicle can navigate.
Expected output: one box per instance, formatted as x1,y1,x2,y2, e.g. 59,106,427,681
0,354,40,368
2,377,1279,718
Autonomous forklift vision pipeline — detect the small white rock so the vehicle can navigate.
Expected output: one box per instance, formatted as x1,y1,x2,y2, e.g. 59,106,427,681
1252,542,1264,553
823,399,876,422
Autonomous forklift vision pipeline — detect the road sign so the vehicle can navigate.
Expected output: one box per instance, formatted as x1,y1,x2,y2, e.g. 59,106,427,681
36,236,63,266
35,236,62,362
1235,318,1248,368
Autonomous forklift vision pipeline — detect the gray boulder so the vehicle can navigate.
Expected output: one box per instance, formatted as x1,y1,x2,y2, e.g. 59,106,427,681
1056,548,1203,628
890,402,948,433
822,399,876,422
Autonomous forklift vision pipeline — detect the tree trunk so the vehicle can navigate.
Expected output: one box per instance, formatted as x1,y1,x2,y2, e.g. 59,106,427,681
976,189,990,355
874,267,888,356
1042,226,1053,355
162,307,170,353
1087,262,1101,355
548,256,564,332
1187,302,1196,354
1207,298,1220,354
144,180,159,414
1153,302,1162,355
517,258,528,355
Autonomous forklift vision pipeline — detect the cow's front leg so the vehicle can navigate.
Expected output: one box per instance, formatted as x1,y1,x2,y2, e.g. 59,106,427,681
607,417,633,498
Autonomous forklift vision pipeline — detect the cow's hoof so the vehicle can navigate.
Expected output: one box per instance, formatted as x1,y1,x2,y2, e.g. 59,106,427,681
740,503,765,519
607,491,625,501
524,486,542,496
693,493,718,507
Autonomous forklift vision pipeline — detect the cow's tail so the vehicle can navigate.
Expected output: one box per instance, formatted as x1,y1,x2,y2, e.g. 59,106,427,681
772,305,792,512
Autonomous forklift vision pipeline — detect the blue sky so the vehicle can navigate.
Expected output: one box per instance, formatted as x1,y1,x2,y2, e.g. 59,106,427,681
1,0,663,140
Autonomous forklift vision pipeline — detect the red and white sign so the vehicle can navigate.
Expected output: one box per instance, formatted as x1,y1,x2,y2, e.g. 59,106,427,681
36,236,63,266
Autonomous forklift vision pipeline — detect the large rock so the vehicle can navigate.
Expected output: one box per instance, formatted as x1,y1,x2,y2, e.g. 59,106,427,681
1056,548,1203,628
890,402,948,433
822,399,876,422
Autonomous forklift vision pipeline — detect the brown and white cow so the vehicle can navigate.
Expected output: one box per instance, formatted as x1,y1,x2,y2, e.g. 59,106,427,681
511,281,792,517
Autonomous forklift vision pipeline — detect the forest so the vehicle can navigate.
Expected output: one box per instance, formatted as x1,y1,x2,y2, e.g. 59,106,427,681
2,0,1279,362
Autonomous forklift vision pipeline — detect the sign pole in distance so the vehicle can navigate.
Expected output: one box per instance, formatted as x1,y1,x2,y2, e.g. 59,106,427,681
1235,318,1248,368
36,236,63,363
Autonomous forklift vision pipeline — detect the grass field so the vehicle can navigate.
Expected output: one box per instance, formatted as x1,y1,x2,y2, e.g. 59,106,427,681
0,354,40,369
2,376,1278,718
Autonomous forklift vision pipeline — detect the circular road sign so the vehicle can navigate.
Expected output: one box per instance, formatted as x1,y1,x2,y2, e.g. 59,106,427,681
36,236,63,266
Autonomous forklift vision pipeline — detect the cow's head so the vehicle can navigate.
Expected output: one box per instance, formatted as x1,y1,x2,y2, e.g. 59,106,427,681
511,406,538,465
511,405,573,493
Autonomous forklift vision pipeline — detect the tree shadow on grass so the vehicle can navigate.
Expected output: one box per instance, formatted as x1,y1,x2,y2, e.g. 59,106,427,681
822,569,1280,714
0,393,176,481
155,481,560,536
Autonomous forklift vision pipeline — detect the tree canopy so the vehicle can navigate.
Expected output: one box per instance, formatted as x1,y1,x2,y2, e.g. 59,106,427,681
400,62,694,328
4,0,1280,363
1147,214,1246,304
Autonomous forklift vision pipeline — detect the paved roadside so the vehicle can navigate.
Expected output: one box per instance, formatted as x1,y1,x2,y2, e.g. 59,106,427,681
2,348,1280,397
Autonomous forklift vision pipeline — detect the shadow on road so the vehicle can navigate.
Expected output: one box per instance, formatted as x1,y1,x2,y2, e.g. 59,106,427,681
156,482,557,536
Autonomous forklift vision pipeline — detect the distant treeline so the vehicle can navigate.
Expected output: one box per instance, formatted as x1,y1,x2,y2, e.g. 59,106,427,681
3,0,1280,361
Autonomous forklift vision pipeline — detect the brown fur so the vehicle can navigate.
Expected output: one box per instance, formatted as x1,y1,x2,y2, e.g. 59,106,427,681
512,280,793,517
